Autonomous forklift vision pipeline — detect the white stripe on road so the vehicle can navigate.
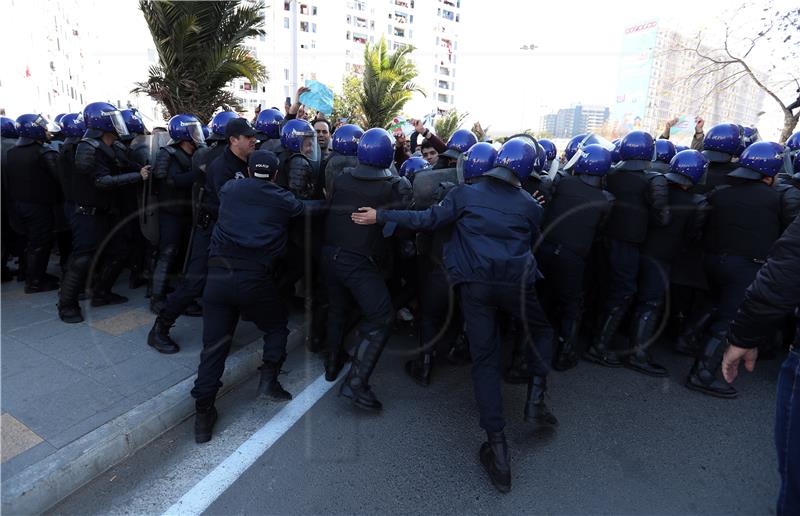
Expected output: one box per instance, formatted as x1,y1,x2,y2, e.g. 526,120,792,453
163,367,348,516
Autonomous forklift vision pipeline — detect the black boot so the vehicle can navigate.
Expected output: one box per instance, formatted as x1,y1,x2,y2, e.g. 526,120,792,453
324,350,346,382
447,331,471,365
24,246,59,293
686,334,737,398
91,258,129,307
553,315,581,371
147,316,180,354
404,352,433,387
257,359,292,401
149,247,176,314
623,304,668,377
584,305,625,367
339,329,388,411
675,311,711,356
194,399,218,444
479,431,511,493
58,255,90,323
524,375,558,426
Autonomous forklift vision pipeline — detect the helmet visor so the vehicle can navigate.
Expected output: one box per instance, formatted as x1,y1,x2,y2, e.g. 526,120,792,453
301,135,320,162
564,133,614,170
34,115,60,135
105,110,130,137
185,121,206,147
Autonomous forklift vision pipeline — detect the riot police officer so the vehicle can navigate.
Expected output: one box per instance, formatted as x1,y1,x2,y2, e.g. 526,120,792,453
625,150,709,377
148,115,251,354
584,131,670,367
538,144,614,371
58,102,149,323
437,128,477,169
649,139,677,173
254,108,284,153
687,141,786,398
1,116,20,281
538,138,559,177
398,155,431,185
150,114,205,313
279,118,321,199
776,132,800,224
697,123,745,192
352,137,556,494
323,123,362,197
322,128,411,408
191,150,324,443
5,114,61,293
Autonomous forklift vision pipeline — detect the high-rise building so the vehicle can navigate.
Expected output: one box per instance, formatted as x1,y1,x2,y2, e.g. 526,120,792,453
539,105,610,138
610,19,766,140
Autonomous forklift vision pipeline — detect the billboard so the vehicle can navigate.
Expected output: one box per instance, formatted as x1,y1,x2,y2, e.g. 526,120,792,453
609,20,659,138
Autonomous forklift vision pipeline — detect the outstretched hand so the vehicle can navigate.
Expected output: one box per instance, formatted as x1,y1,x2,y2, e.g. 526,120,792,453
351,207,377,225
721,343,758,383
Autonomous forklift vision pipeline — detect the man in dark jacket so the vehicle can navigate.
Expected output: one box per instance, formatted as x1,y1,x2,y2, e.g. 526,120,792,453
353,138,556,495
722,215,800,516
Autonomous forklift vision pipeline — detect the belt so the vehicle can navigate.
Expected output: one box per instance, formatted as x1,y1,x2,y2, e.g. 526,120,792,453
75,205,101,216
207,256,273,273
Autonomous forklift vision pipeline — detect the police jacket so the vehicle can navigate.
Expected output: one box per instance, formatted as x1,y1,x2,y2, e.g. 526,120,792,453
604,166,670,244
775,174,800,226
642,186,707,262
5,140,60,205
522,173,554,206
204,146,248,220
728,215,800,348
325,165,411,260
692,161,738,194
703,179,781,260
210,178,323,266
73,137,143,210
378,177,544,289
58,137,81,203
283,153,321,200
542,173,613,259
154,145,194,216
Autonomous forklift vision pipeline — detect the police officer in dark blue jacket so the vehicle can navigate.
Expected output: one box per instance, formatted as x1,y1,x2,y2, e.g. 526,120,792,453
150,114,205,312
191,150,323,443
353,137,556,494
148,116,253,354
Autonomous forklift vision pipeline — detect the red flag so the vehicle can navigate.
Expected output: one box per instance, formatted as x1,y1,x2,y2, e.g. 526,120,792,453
25,66,31,78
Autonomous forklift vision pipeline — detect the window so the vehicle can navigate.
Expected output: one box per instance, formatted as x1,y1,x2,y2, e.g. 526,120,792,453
438,80,449,90
437,93,449,103
311,40,316,48
312,6,317,15
393,27,405,37
243,82,252,91
370,20,375,29
284,1,290,10
284,17,290,28
355,16,367,28
346,15,351,24
300,21,309,31
353,32,367,44
439,66,450,76
346,30,351,40
284,68,289,80
311,23,316,32
300,3,308,14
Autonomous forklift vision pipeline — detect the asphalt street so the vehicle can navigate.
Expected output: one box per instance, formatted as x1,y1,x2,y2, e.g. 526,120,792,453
51,328,782,515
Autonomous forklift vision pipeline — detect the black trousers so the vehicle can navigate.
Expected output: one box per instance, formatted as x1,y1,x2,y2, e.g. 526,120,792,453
191,265,289,402
161,224,212,322
537,241,586,338
417,256,458,355
704,253,763,336
603,238,641,310
322,246,394,355
10,202,54,250
458,281,554,433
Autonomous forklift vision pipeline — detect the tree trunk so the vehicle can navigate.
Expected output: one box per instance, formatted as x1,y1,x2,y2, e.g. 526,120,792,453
780,110,800,143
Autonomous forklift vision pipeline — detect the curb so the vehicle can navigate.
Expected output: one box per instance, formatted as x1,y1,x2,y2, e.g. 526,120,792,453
1,327,304,515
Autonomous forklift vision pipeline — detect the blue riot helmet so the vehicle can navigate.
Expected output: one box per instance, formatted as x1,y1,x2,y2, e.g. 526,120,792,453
357,128,394,168
563,132,616,170
15,114,58,142
399,156,431,183
0,116,18,138
649,139,677,172
702,123,742,162
281,119,316,153
60,113,86,138
331,124,364,156
441,129,478,160
665,149,708,186
619,130,655,161
735,125,761,155
506,134,546,175
202,125,210,140
610,139,622,163
792,153,800,180
728,141,786,180
567,144,612,176
254,108,284,140
54,113,67,126
167,114,206,146
209,111,239,141
786,131,800,153
83,102,129,137
674,144,689,153
483,137,537,187
565,134,587,160
461,142,497,182
538,139,557,162
121,109,145,135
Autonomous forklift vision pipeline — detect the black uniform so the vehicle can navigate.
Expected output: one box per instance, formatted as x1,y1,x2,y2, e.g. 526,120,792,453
1,136,20,280
5,139,61,291
585,165,670,365
322,165,410,409
112,138,149,289
538,172,613,370
58,135,143,322
775,173,800,226
686,178,782,398
150,144,195,308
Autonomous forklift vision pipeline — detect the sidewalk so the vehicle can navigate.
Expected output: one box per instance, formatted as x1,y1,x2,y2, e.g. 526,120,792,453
1,264,302,513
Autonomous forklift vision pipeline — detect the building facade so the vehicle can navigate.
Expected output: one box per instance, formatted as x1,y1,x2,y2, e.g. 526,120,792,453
539,105,610,138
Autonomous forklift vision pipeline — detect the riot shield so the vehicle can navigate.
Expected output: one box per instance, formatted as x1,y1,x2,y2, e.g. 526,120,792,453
324,153,358,199
138,131,170,245
411,167,458,209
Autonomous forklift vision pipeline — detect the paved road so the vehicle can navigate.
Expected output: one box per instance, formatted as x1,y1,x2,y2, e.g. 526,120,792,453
51,331,782,515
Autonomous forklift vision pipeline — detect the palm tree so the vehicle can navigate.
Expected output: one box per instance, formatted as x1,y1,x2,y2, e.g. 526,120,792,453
133,0,267,122
434,109,469,142
359,37,423,129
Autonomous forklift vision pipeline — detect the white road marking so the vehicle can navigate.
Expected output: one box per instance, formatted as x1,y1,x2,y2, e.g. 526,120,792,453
163,367,348,516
